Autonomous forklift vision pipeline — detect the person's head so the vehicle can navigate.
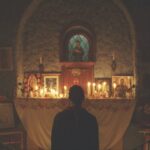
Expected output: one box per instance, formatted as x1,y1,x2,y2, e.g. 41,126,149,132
69,85,85,106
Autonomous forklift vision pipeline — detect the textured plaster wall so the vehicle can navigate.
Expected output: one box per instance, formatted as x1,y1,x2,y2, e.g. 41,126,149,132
18,0,134,78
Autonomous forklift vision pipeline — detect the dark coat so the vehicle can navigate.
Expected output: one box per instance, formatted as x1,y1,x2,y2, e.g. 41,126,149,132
51,107,99,150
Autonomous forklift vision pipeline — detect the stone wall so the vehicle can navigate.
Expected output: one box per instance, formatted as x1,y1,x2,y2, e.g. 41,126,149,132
17,0,135,79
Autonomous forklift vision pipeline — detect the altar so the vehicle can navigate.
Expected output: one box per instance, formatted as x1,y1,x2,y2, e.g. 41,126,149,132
15,98,135,150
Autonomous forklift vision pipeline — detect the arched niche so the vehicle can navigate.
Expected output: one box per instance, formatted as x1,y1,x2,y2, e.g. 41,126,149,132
60,24,96,62
15,0,137,97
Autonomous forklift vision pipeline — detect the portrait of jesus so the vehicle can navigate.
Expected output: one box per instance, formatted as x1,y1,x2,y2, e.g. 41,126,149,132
68,34,89,62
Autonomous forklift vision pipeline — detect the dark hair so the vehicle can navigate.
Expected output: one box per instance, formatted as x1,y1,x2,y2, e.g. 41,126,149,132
69,85,85,105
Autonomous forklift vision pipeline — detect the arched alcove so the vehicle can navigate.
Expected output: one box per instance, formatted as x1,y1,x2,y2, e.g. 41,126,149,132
15,0,137,96
60,24,96,62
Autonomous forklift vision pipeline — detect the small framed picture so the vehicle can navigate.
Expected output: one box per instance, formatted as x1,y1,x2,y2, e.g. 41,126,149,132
112,75,134,98
112,76,134,88
95,78,111,97
43,74,60,94
0,102,15,129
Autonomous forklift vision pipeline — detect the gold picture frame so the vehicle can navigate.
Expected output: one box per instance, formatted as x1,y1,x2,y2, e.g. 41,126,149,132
43,74,60,94
112,75,134,98
95,78,111,98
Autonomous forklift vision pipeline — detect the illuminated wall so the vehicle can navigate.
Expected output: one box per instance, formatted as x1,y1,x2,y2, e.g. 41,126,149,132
16,0,136,81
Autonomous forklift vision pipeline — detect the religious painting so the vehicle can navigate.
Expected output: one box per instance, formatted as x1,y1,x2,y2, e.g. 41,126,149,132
43,74,60,95
68,34,89,62
95,78,111,98
112,76,134,98
22,72,42,97
0,102,15,129
0,47,13,70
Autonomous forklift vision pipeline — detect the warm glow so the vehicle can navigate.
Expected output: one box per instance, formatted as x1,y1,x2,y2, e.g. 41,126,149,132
40,89,44,96
59,93,63,98
64,86,67,90
35,85,38,91
93,83,96,86
113,83,117,89
103,81,106,86
87,82,91,86
30,91,33,97
97,84,102,91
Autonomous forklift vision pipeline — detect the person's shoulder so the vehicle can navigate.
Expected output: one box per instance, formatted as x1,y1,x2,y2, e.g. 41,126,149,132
82,109,97,121
54,107,73,119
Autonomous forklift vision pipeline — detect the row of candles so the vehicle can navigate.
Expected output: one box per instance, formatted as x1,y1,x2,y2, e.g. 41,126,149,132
87,81,110,98
28,81,112,98
29,85,68,98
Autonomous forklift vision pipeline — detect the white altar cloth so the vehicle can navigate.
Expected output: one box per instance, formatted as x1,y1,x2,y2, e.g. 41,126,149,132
15,98,135,150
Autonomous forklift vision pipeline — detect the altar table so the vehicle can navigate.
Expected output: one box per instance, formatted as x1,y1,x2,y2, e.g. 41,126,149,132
15,98,135,150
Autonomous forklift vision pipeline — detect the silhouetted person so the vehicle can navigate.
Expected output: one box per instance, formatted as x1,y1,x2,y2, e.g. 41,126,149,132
51,85,99,150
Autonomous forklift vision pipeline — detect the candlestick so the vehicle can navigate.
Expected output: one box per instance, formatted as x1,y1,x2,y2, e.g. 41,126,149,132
112,51,115,60
40,56,43,64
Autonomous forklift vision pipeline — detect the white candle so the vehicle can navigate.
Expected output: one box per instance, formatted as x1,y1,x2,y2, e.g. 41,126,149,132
35,85,38,91
92,83,96,96
102,81,107,92
97,83,102,92
30,91,33,97
64,86,67,97
113,83,117,97
87,82,91,97
40,88,44,97
113,83,117,89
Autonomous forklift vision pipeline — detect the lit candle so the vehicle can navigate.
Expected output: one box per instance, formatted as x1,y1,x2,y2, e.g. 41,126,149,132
35,85,38,91
30,91,33,97
55,90,58,98
64,86,67,97
113,83,117,89
87,82,91,97
128,76,132,88
59,93,63,98
97,83,102,92
40,88,44,97
102,81,107,92
113,82,117,97
92,83,96,96
51,89,55,97
44,87,47,94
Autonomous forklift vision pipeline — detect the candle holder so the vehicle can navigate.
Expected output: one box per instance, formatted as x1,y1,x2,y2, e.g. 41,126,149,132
111,51,117,71
111,59,117,71
38,63,44,73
